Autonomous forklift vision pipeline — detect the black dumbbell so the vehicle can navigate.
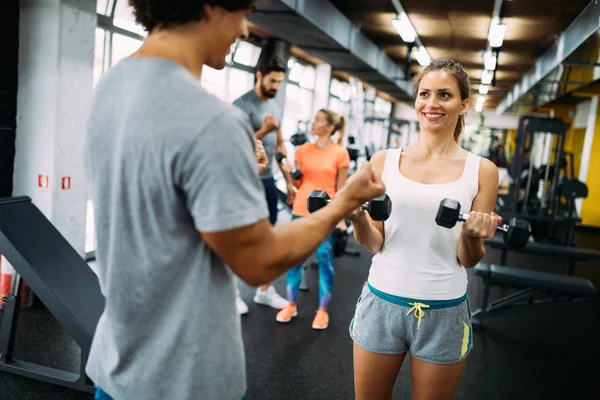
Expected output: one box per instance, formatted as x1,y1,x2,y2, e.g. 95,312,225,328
435,198,531,248
307,190,392,221
275,152,303,180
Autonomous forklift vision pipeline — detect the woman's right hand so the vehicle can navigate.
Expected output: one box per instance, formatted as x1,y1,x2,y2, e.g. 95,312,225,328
346,207,367,223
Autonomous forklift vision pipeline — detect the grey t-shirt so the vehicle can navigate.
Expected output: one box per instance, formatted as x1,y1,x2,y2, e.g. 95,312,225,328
83,58,269,400
233,90,283,179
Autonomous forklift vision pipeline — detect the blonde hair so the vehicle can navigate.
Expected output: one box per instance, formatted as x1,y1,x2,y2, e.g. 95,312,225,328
411,59,470,142
319,108,346,145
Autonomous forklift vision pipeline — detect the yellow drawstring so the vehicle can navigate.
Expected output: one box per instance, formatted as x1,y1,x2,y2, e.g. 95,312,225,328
406,302,430,329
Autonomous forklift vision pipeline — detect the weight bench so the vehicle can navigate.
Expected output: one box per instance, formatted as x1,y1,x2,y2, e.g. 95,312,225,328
485,235,600,275
0,196,104,393
471,263,597,330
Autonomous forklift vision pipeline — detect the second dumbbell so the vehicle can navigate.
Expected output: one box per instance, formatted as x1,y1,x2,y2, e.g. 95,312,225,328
275,152,303,180
435,198,531,248
307,190,392,221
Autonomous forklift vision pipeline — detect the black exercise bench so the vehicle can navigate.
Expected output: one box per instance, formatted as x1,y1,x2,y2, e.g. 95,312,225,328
471,263,597,330
0,196,104,393
485,235,600,275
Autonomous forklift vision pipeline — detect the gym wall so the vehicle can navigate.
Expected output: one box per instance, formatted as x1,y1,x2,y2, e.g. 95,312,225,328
579,99,600,227
13,0,97,256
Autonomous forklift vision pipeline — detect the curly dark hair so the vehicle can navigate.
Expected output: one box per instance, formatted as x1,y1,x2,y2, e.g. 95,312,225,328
128,0,257,32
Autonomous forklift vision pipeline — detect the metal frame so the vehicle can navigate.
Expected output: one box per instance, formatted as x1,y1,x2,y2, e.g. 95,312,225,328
0,196,104,394
471,263,597,330
506,116,579,246
0,278,94,394
471,282,539,330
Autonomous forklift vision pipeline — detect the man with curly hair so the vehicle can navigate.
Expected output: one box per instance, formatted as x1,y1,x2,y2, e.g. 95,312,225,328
83,1,385,400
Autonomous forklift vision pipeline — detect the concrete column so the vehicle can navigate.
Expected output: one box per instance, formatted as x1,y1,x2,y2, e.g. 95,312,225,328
14,0,96,256
311,64,332,117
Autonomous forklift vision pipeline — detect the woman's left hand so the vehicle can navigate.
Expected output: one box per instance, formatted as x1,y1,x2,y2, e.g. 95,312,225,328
462,211,503,240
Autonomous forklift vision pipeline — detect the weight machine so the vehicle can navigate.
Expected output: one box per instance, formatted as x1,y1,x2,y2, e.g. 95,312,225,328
501,116,588,246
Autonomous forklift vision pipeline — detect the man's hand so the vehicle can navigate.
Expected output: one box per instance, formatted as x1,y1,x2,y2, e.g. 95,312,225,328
255,139,269,173
334,162,386,212
262,115,279,134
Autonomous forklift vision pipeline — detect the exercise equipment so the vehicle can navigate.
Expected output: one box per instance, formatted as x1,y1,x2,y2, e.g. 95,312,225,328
332,227,360,258
307,190,392,221
0,196,103,393
436,198,531,248
485,235,600,275
275,152,303,180
501,116,587,246
471,263,596,330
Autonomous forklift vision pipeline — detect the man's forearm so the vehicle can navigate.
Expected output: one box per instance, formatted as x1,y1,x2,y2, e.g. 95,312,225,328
278,161,294,185
457,233,486,268
256,202,350,283
255,128,268,139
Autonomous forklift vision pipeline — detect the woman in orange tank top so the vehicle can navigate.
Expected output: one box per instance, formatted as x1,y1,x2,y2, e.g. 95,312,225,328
275,108,350,330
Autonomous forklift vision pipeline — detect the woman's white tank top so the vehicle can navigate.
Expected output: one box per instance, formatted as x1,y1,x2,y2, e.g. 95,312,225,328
368,148,481,300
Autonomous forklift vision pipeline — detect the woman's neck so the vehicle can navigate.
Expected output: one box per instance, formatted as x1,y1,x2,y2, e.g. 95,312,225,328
410,131,460,157
315,136,332,149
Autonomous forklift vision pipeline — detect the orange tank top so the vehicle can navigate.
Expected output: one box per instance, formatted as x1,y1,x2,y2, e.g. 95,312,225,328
292,143,350,217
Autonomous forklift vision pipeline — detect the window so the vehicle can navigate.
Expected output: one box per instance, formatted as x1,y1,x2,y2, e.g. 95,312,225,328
113,0,146,36
281,58,316,142
233,41,261,67
374,97,392,117
327,78,352,122
97,0,113,15
111,33,143,66
85,200,96,253
93,28,108,87
227,68,255,103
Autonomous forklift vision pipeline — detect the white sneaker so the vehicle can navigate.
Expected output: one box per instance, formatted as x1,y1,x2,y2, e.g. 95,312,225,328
254,286,288,310
236,294,249,315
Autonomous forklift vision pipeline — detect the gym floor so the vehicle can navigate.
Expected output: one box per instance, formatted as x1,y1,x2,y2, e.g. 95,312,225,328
1,223,599,400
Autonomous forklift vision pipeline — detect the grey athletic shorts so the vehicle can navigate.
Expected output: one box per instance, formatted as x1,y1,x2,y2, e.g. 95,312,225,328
349,282,473,364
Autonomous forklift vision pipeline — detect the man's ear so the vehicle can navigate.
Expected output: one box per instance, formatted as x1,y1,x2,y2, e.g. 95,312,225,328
203,4,215,21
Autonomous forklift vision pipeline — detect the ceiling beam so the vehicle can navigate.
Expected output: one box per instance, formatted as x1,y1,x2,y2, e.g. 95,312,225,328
496,0,600,114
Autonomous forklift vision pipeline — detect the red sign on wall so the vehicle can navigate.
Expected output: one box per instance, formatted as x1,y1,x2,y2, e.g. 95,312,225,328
61,177,71,190
38,175,49,188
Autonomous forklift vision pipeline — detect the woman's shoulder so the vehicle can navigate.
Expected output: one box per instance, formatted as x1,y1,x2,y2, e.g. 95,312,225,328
478,156,498,175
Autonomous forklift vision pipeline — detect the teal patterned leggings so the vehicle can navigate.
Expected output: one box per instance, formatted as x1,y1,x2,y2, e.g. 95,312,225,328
286,215,335,309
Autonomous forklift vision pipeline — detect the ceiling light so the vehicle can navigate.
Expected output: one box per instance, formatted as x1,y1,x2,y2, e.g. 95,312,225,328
481,70,493,85
476,95,485,112
479,85,489,95
483,50,497,71
392,13,417,43
414,46,431,66
488,19,507,48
